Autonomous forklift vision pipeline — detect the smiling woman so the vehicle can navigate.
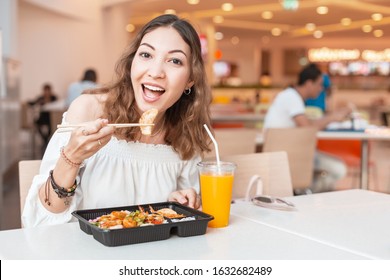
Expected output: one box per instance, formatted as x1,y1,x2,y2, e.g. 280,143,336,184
22,14,213,228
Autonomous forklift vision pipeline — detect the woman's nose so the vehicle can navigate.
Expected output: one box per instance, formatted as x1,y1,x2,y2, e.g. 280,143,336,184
147,62,165,79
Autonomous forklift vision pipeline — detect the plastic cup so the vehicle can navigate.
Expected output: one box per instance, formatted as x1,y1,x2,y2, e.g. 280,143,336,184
197,161,236,228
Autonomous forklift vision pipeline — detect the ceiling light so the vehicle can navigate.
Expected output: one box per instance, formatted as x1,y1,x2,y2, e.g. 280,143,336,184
316,6,328,15
214,32,224,40
164,9,176,15
221,3,234,12
373,29,383,37
271,28,282,36
126,24,135,33
262,11,273,20
213,15,224,24
313,30,323,38
231,36,240,45
362,25,372,33
371,13,383,21
341,18,351,26
187,0,200,5
305,23,316,31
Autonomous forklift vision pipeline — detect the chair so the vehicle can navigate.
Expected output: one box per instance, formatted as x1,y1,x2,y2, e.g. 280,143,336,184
18,160,41,214
317,139,377,188
206,128,258,158
222,151,293,200
262,127,317,193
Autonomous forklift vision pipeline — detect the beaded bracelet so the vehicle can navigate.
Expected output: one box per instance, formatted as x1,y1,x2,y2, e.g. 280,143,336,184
49,170,77,198
60,146,83,168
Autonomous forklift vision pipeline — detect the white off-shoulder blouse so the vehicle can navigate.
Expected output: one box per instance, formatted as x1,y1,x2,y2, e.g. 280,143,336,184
22,115,201,228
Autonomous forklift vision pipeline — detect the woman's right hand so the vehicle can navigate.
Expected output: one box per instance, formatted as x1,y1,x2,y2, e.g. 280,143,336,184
63,118,115,163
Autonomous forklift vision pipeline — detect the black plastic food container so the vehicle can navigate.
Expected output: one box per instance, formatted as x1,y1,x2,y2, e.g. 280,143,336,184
72,201,214,246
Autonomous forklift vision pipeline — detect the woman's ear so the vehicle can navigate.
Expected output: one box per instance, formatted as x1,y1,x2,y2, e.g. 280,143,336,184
186,81,194,89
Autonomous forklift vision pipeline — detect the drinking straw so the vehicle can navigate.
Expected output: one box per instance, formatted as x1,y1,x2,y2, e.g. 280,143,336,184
203,124,221,166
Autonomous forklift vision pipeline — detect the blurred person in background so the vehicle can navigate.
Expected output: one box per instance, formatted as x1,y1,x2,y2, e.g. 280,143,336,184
66,68,98,108
263,63,352,194
305,63,332,113
28,83,58,146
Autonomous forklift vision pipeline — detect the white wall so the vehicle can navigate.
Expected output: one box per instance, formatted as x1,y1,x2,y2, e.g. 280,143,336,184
101,4,134,84
18,1,130,101
217,37,263,85
24,0,101,21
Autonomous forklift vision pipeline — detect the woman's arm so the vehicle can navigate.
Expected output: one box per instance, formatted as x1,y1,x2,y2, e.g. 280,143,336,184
37,94,114,213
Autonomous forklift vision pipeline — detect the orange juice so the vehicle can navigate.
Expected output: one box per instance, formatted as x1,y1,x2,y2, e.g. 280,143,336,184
200,173,234,228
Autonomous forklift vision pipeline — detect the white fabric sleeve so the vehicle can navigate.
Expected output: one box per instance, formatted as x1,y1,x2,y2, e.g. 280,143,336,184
176,155,201,194
21,131,84,228
287,90,305,118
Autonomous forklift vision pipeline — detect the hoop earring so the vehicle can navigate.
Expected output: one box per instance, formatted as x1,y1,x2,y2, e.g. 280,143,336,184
184,88,192,95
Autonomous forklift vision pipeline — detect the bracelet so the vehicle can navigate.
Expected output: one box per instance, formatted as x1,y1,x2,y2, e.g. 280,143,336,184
44,176,51,206
60,146,83,168
49,170,77,198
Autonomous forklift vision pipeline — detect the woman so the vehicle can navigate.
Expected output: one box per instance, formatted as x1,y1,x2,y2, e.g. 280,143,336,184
22,14,213,227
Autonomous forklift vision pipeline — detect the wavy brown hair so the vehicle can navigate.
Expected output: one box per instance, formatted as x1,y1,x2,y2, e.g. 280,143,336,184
95,14,212,160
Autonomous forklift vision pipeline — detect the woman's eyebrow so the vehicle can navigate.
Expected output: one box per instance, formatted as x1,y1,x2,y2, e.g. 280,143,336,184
140,42,155,50
169,50,187,57
140,43,188,57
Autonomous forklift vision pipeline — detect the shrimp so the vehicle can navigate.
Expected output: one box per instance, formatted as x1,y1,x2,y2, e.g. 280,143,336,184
139,108,158,135
149,206,185,219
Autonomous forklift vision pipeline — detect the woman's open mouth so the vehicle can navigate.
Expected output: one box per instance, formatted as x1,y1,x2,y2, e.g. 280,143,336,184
142,84,165,102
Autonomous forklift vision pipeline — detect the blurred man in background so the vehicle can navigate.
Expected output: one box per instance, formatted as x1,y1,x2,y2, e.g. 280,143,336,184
305,63,332,113
263,63,351,193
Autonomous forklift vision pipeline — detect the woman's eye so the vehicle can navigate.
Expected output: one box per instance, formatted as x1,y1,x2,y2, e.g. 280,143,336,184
170,58,183,65
139,52,151,58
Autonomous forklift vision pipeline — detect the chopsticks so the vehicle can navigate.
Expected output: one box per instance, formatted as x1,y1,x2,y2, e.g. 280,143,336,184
56,123,154,133
57,123,154,128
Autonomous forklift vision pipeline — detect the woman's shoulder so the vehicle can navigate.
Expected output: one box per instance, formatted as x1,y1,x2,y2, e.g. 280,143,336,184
66,93,107,123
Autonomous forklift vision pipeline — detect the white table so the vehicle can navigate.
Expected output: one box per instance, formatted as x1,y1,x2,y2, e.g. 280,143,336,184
0,190,386,260
257,130,390,189
0,215,360,260
232,189,390,260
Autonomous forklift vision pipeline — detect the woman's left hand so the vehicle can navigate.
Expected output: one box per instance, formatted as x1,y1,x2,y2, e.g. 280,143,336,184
168,188,201,209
